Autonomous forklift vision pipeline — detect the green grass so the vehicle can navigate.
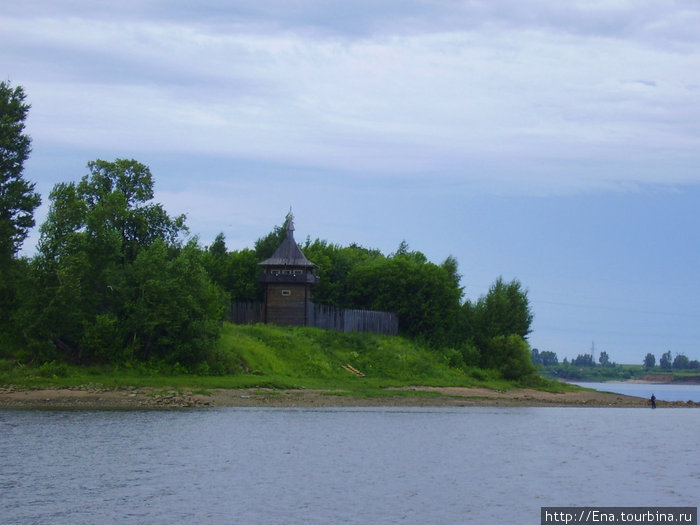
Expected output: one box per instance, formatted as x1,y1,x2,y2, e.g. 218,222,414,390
0,323,569,396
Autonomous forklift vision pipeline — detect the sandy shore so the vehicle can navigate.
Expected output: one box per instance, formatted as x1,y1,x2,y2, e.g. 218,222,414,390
1,385,698,410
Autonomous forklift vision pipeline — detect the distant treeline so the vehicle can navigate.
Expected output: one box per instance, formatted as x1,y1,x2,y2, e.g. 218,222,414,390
531,348,699,381
1,80,536,380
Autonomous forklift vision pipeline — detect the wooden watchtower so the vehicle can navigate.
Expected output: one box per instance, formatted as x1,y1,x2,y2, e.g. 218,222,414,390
259,219,319,326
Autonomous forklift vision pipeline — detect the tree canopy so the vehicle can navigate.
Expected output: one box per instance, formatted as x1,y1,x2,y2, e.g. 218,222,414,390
0,81,41,334
15,158,224,366
0,81,40,261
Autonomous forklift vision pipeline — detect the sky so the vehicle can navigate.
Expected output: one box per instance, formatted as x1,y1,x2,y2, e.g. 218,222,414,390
3,0,699,364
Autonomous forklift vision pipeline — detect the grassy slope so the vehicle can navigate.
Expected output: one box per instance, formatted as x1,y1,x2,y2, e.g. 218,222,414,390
1,323,569,395
214,323,477,387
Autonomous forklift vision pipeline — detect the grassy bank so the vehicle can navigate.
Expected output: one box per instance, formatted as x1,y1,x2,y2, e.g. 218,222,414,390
1,323,571,397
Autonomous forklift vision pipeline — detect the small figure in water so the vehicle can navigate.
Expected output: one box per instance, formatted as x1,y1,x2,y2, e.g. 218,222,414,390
650,393,656,409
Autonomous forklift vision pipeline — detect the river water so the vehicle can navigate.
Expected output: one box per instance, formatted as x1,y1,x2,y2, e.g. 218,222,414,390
570,382,700,403
1,407,698,524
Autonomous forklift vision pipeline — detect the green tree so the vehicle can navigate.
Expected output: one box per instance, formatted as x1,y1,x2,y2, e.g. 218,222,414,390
227,249,263,302
598,350,610,366
126,240,225,365
0,81,40,260
201,233,263,303
572,353,594,367
672,353,689,370
659,350,672,370
473,277,533,355
532,348,558,366
0,81,41,333
22,159,224,365
203,232,229,289
539,350,558,366
346,250,462,343
303,240,382,308
440,255,463,294
643,352,656,369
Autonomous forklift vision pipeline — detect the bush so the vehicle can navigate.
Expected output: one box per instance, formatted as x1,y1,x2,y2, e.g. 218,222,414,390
485,335,535,380
458,341,481,367
37,360,69,378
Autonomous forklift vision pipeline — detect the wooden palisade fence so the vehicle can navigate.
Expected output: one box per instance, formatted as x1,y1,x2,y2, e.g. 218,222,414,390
227,302,398,336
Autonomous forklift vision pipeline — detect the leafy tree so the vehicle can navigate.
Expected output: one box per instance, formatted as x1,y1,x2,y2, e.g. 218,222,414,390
226,249,262,302
392,239,411,257
201,233,263,303
598,350,610,367
0,81,41,260
643,353,656,369
440,255,464,300
203,232,230,290
346,250,463,343
539,350,558,366
126,240,225,365
473,277,533,353
21,159,224,365
303,240,382,308
672,353,689,370
0,81,41,332
659,350,672,370
572,353,595,367
530,347,557,366
208,232,227,258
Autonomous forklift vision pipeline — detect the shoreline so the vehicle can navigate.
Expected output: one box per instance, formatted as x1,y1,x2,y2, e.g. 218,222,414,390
1,385,698,410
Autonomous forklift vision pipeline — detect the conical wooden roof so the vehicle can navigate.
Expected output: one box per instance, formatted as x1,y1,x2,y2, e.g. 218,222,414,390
259,219,317,268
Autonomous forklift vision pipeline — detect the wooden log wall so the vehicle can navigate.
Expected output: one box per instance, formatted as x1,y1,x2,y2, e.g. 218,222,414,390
228,301,398,336
226,302,264,325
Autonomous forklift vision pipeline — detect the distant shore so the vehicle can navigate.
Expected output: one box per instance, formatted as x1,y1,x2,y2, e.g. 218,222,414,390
2,385,698,410
562,374,700,385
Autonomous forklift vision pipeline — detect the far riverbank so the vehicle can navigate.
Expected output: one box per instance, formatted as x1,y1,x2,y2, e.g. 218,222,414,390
568,380,700,403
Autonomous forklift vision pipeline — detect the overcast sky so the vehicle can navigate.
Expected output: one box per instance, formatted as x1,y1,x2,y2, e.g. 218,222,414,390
3,0,699,363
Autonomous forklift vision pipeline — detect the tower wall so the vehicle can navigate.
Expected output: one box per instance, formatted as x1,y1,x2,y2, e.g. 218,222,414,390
264,282,311,326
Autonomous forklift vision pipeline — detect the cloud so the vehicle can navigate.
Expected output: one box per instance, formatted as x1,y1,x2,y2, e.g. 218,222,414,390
3,1,700,194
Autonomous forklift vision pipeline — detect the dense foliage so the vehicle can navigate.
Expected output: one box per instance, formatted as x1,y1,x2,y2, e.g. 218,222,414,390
8,159,225,366
532,347,700,382
206,227,535,379
3,81,538,381
0,81,41,335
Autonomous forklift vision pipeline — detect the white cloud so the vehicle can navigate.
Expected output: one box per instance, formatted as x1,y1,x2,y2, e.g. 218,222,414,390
3,2,700,194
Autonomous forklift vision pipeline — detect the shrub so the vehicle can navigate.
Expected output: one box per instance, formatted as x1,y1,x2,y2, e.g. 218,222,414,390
486,334,535,380
37,360,69,378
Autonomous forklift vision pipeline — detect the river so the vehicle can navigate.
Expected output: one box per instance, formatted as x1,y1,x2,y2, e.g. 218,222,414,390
1,407,698,524
570,382,700,403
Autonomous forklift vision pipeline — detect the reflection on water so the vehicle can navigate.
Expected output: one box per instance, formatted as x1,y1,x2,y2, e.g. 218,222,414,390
1,407,698,524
